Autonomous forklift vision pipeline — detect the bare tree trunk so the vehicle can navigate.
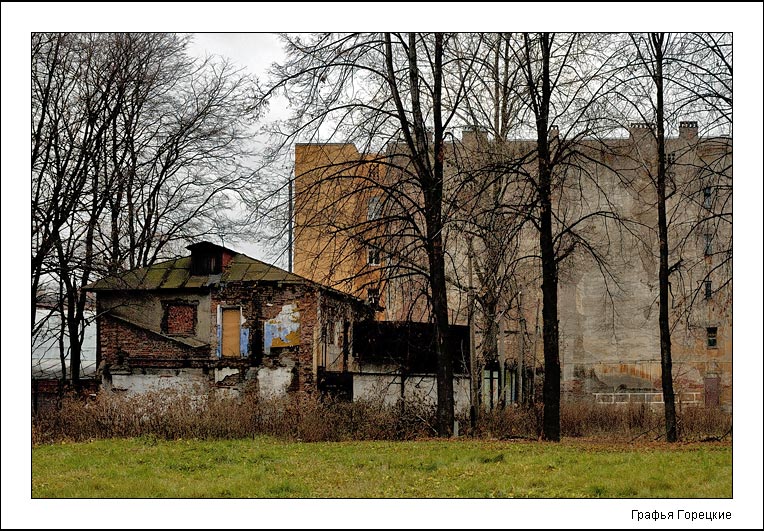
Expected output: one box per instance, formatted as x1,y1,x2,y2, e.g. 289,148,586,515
652,33,678,442
533,33,561,442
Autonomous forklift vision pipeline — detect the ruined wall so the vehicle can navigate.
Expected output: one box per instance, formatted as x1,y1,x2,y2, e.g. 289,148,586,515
98,313,208,368
97,290,212,346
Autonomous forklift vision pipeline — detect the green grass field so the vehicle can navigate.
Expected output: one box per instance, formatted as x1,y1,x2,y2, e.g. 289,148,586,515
32,437,731,498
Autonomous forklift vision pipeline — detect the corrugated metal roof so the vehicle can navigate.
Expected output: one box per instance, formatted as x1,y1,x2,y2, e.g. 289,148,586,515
87,253,315,291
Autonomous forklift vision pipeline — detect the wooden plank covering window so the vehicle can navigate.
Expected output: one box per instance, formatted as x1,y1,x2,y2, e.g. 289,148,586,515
222,308,241,357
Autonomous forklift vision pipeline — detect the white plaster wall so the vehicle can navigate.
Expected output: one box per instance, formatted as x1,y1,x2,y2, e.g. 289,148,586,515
109,369,208,394
352,374,402,406
257,364,294,398
352,373,470,412
214,367,240,383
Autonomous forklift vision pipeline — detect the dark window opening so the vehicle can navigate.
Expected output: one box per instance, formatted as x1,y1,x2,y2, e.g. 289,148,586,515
367,288,379,307
703,186,713,209
192,252,222,275
666,152,676,165
367,247,380,266
706,327,717,348
367,197,381,221
704,233,713,256
704,280,712,300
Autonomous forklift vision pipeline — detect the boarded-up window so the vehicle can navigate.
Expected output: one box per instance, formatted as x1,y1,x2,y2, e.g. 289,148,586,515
222,308,241,357
164,302,196,336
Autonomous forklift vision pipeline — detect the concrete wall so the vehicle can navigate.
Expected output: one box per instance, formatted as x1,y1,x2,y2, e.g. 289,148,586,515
352,372,471,413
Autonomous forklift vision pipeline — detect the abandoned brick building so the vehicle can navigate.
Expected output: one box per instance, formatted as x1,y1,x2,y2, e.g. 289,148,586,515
87,240,474,406
293,121,732,410
87,242,372,398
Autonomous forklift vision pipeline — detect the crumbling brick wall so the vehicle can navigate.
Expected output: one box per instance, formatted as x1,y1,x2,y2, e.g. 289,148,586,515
213,282,321,394
99,314,207,369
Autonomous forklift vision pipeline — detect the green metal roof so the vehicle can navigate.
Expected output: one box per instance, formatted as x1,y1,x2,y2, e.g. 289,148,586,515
86,253,311,291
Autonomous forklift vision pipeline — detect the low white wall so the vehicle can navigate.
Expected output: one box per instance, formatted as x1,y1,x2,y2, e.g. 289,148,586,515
109,368,208,394
352,373,470,412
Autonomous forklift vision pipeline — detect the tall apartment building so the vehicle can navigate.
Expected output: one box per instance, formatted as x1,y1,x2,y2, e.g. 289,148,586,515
293,121,732,409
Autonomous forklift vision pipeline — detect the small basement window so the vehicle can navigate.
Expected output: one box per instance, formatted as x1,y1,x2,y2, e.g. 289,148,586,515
706,327,717,348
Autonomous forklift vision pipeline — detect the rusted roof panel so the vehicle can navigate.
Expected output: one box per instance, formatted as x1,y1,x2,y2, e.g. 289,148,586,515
143,267,169,289
88,253,305,291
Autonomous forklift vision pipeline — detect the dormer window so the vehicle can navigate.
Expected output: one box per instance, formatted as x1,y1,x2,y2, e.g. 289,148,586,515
191,251,221,275
188,242,231,275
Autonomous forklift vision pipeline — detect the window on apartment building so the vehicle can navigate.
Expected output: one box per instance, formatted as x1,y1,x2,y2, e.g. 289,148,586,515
367,246,380,266
163,302,197,336
367,196,381,221
706,327,717,348
221,307,241,358
704,233,713,256
367,288,379,307
704,280,712,300
703,186,713,209
666,152,676,165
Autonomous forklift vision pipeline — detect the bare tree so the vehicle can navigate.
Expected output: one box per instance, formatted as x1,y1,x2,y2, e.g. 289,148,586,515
257,33,499,436
32,32,256,387
613,32,733,441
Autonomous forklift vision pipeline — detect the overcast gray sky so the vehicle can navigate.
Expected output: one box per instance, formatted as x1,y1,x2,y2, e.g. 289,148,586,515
186,33,291,267
4,4,764,529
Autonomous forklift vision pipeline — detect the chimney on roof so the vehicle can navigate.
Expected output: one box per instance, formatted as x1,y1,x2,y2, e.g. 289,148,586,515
628,122,654,142
461,125,488,148
678,121,698,140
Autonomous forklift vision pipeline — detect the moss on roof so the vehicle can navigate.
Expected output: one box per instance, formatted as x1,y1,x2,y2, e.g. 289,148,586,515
87,253,320,291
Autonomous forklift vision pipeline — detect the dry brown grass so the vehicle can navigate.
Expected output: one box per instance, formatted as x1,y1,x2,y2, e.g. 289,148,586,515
31,391,732,445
